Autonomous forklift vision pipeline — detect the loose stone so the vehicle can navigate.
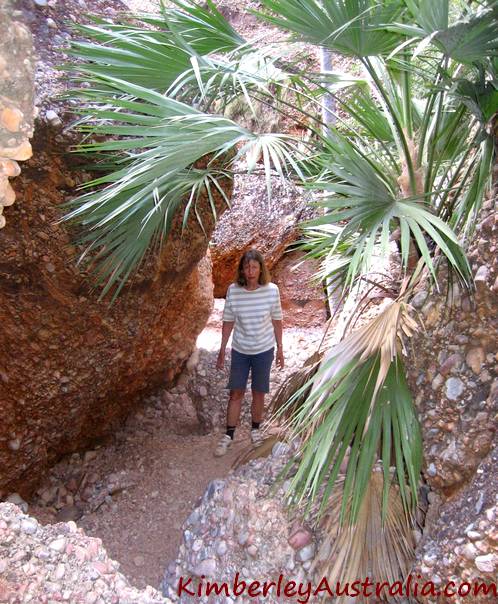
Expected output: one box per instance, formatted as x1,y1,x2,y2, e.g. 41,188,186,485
445,377,464,400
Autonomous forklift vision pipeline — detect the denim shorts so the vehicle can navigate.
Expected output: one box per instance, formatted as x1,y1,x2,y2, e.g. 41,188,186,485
227,347,275,393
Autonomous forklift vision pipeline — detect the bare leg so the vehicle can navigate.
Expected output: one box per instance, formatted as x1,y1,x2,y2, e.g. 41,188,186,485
227,389,245,427
251,390,265,424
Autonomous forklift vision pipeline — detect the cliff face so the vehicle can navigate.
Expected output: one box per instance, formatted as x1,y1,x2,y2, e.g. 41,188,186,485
0,1,232,498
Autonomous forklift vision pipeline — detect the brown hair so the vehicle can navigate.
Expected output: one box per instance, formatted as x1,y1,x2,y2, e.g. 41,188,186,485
235,249,271,286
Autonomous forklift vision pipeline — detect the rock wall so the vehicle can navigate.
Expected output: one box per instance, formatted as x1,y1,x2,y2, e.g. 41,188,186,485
0,0,232,498
271,251,327,328
407,194,498,599
0,123,229,498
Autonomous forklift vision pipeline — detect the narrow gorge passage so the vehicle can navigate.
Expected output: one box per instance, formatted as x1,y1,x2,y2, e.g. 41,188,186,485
27,301,326,591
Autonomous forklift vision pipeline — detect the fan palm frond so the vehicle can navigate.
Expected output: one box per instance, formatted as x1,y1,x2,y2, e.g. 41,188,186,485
63,75,303,297
311,471,416,594
257,0,405,58
276,299,422,522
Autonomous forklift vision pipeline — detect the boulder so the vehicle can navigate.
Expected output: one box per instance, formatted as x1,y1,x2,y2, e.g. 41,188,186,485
271,250,327,328
210,172,314,297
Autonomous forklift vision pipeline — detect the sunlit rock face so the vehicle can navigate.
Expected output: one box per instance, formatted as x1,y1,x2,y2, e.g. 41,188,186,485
0,0,232,498
0,0,35,228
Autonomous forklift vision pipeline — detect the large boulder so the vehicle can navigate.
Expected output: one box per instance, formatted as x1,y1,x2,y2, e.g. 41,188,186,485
271,250,327,328
0,0,232,498
210,173,314,297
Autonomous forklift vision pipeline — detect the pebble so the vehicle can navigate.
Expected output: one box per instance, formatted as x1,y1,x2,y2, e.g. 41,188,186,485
49,537,67,553
410,291,428,309
54,562,66,580
216,540,227,556
45,109,61,126
192,557,217,577
427,463,437,477
445,377,464,400
296,543,315,562
5,493,28,513
474,554,496,573
466,348,485,374
431,374,444,390
20,518,38,535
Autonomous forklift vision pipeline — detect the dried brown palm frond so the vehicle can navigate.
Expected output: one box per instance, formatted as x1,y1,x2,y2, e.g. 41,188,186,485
271,350,324,419
311,470,416,602
308,300,418,423
232,434,280,469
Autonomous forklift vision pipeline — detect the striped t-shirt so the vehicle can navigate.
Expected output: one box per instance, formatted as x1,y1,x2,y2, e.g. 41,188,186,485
222,282,283,354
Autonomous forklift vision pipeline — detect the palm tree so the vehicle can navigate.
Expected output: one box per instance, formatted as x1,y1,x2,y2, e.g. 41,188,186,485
63,0,497,585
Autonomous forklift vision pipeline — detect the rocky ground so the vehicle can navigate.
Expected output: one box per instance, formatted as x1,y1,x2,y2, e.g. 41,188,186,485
3,300,325,599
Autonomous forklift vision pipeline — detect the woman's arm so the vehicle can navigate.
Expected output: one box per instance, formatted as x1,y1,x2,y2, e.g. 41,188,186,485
217,321,234,369
272,319,284,368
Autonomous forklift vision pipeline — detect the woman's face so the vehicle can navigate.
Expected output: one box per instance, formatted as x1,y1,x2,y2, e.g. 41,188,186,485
243,259,261,283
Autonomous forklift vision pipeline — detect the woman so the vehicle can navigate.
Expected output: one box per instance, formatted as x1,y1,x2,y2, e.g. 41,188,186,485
215,249,284,457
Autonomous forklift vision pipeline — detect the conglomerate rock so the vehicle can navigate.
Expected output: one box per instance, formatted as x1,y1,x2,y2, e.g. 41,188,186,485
407,194,498,601
271,250,327,329
0,122,229,498
0,502,172,604
0,0,232,498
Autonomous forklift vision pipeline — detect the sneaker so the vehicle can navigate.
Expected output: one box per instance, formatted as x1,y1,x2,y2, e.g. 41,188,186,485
214,434,232,457
250,428,264,446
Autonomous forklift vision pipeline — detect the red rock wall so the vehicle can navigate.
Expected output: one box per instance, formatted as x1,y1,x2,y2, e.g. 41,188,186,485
271,251,327,328
0,124,230,498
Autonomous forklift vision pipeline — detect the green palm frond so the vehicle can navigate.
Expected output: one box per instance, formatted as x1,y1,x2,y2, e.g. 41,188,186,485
277,300,422,522
64,21,195,91
63,75,302,297
394,0,498,64
143,0,246,54
257,0,405,58
63,0,248,93
305,135,472,288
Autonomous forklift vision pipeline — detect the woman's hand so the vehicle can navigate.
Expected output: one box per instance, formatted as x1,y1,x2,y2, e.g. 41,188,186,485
276,347,284,369
216,348,226,370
